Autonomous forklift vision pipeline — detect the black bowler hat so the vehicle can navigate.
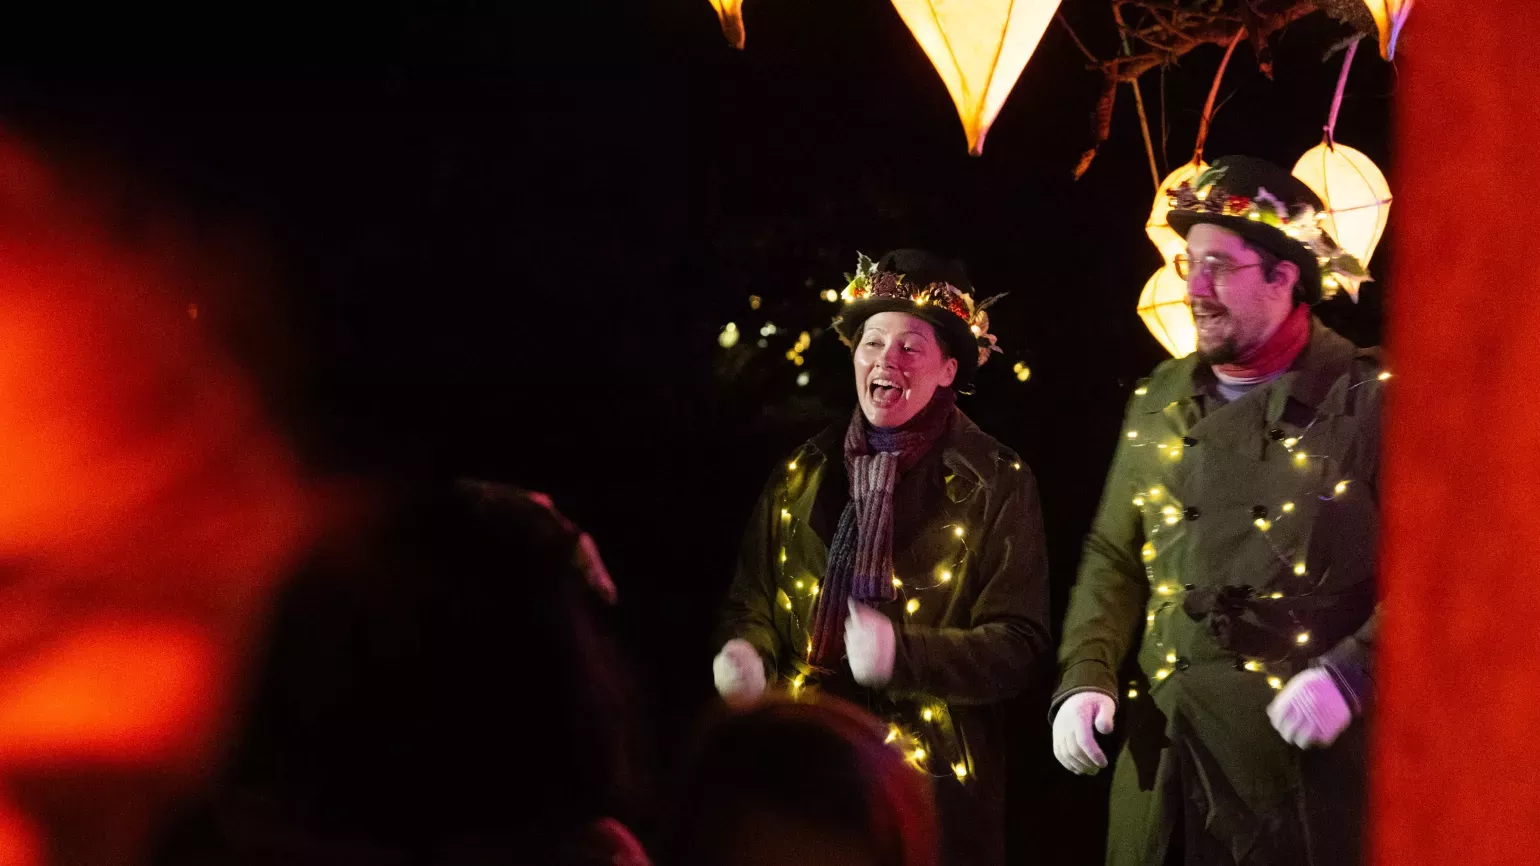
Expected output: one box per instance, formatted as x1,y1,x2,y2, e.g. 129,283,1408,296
831,249,1001,390
1167,155,1368,304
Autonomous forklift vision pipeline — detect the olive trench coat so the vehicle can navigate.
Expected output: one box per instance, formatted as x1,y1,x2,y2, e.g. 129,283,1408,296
716,408,1051,866
1056,319,1382,866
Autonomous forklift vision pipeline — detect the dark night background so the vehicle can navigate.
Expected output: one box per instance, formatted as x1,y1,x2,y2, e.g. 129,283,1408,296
0,1,1391,863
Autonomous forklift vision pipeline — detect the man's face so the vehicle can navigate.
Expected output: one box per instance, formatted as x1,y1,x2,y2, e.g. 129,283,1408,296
1184,223,1298,364
852,311,957,428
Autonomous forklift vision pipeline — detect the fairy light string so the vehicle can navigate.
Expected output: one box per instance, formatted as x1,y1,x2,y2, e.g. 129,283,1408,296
1130,367,1388,694
772,459,979,781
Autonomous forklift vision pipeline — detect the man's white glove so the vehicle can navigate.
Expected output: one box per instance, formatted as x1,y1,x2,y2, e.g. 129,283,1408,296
1268,667,1352,749
845,600,895,687
1053,691,1116,775
712,638,767,708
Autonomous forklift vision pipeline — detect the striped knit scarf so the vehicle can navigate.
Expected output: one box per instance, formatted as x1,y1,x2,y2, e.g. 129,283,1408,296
807,388,956,669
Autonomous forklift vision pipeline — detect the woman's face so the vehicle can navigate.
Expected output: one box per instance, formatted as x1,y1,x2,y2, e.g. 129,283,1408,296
852,311,957,428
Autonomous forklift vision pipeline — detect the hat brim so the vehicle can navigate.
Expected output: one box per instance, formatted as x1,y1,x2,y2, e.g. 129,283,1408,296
1167,211,1322,304
834,297,979,388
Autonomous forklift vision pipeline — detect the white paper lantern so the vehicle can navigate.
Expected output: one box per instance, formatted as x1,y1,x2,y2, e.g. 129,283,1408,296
1292,142,1392,268
1145,160,1208,263
1137,263,1195,358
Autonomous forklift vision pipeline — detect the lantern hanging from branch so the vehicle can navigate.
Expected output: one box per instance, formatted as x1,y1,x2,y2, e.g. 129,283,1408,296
1145,160,1209,263
708,0,746,49
890,0,1062,156
1292,142,1392,269
1137,263,1196,358
1361,0,1412,60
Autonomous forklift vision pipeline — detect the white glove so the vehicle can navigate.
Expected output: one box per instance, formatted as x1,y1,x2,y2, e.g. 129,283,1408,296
844,600,895,687
1052,691,1116,775
1268,667,1352,749
713,639,767,708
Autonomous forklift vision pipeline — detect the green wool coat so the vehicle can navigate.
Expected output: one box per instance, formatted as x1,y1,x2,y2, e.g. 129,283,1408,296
1056,319,1382,866
716,409,1051,866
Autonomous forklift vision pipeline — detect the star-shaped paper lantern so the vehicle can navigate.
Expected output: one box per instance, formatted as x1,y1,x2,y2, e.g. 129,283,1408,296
890,0,1063,155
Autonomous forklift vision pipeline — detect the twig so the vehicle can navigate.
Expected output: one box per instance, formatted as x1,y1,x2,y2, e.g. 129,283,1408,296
1057,11,1100,65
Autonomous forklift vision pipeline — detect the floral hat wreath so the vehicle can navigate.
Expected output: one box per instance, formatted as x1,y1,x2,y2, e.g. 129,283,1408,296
1168,161,1371,303
832,252,1004,386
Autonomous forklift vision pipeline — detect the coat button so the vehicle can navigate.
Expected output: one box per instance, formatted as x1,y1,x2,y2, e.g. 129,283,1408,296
1183,583,1195,592
1268,429,1285,441
1175,658,1191,671
1182,436,1198,447
1252,505,1269,519
1184,506,1201,521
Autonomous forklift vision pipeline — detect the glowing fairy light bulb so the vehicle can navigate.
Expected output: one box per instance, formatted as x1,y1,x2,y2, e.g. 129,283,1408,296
1012,462,1021,470
1283,437,1299,449
1244,660,1262,672
718,322,740,348
1133,495,1146,508
1281,501,1296,514
788,460,797,470
810,583,819,596
1134,386,1149,396
781,509,791,519
1156,584,1173,596
892,576,903,588
1296,632,1311,645
1127,688,1139,699
1154,668,1171,681
953,526,965,538
922,707,935,722
1254,518,1272,532
1268,676,1284,690
910,748,927,763
1126,430,1139,439
1141,543,1156,562
885,725,900,744
1334,480,1350,496
906,598,921,615
1269,591,1284,599
1149,487,1162,499
1294,563,1307,576
794,580,804,590
821,289,840,302
1377,371,1391,381
939,570,953,583
952,763,969,780
1165,651,1177,664
1294,452,1308,465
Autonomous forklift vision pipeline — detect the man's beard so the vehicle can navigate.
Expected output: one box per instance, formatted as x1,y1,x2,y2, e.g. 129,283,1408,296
1196,336,1239,365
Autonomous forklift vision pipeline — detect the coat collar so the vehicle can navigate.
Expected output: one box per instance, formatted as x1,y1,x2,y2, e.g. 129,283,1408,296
1169,316,1357,414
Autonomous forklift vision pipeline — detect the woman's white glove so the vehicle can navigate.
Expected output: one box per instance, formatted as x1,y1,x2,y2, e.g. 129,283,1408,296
844,600,895,687
712,638,767,708
1052,691,1116,775
1268,667,1352,748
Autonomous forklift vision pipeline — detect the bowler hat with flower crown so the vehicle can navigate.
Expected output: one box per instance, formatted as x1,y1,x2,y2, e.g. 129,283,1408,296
831,249,1002,391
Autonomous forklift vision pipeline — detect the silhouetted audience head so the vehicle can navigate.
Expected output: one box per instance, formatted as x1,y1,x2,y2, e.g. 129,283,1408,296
668,695,937,866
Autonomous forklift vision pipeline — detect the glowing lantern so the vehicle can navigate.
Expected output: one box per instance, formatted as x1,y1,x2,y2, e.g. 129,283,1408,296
1362,0,1412,60
1137,263,1196,358
1292,142,1392,268
890,0,1062,155
708,0,745,49
1145,160,1209,263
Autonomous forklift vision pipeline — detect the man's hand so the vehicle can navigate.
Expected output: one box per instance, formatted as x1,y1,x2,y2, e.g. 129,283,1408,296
712,639,767,708
1268,667,1352,748
844,600,895,687
1053,691,1116,775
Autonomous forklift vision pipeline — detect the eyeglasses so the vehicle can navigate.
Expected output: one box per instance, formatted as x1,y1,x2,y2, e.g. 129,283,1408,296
1173,253,1263,283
